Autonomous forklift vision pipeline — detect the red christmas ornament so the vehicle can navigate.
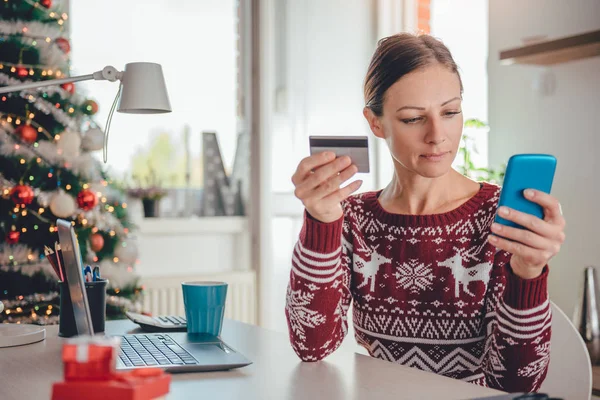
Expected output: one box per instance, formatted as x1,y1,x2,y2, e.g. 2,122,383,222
55,37,71,54
6,231,20,244
77,189,97,211
10,184,35,206
83,100,99,115
61,82,75,94
16,67,29,78
15,124,37,143
90,233,104,252
40,0,52,8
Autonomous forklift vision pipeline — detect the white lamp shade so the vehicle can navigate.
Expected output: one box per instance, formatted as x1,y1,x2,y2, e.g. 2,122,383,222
117,62,172,114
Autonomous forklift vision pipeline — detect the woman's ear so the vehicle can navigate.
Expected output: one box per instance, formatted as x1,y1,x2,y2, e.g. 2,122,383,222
363,107,385,139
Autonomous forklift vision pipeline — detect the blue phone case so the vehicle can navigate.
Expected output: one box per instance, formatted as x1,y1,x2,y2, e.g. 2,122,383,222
495,154,557,229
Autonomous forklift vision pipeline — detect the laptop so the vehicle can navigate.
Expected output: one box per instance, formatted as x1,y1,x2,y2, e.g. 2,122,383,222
56,218,252,373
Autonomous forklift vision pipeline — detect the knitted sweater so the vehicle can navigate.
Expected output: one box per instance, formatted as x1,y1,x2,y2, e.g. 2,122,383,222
285,182,551,392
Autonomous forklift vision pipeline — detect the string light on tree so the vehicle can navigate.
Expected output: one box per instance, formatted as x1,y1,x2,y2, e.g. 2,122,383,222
16,66,28,78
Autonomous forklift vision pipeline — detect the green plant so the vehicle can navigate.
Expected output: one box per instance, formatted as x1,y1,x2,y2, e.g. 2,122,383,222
457,118,506,184
126,163,168,200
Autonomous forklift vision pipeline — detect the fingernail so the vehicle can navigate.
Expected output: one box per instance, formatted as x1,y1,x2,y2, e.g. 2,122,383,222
524,189,534,198
499,207,509,216
491,223,501,231
488,235,498,243
324,152,335,159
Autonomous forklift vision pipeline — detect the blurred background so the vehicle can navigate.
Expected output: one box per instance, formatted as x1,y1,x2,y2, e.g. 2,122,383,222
1,0,599,343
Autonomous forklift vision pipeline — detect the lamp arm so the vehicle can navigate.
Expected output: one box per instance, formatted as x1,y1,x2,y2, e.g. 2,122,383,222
0,66,123,94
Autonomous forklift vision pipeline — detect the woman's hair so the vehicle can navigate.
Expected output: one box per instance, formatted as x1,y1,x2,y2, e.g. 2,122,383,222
364,33,463,117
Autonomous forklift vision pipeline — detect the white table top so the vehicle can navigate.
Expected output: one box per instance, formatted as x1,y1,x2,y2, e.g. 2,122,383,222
0,319,507,400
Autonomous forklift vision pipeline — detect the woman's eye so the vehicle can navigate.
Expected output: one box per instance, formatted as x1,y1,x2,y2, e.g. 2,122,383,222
401,117,423,124
444,111,462,117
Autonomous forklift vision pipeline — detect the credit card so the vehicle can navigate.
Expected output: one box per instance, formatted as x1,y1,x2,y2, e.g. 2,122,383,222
309,135,369,173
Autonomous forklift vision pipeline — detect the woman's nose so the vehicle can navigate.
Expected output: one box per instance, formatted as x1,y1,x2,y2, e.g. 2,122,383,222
424,116,446,144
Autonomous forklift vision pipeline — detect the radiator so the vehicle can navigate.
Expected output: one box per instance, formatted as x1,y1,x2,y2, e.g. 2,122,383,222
139,270,257,325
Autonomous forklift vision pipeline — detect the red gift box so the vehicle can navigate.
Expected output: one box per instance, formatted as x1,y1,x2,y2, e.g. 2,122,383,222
52,336,171,400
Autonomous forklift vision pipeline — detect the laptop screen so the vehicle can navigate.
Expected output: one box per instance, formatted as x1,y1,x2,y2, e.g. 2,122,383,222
56,219,94,336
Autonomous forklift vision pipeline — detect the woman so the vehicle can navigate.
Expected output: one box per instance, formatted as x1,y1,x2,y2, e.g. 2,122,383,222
285,33,565,393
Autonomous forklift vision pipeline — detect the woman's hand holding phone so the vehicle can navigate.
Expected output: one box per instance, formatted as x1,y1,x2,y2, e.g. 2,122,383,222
488,189,566,280
292,151,363,223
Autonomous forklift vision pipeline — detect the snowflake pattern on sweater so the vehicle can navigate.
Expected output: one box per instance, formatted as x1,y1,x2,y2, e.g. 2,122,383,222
285,182,551,392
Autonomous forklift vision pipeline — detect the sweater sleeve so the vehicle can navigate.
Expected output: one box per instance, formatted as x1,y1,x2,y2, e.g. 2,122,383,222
285,207,354,362
479,250,552,392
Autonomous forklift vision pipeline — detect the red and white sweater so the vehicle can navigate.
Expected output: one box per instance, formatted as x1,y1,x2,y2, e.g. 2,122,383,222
285,182,551,392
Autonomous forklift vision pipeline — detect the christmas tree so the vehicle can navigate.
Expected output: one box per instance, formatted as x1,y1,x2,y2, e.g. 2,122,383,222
0,0,142,324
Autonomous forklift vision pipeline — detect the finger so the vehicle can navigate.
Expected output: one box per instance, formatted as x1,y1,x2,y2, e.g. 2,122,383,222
487,234,549,265
292,152,336,184
322,179,363,204
311,164,358,200
523,189,564,224
296,156,352,195
496,206,555,237
490,222,552,250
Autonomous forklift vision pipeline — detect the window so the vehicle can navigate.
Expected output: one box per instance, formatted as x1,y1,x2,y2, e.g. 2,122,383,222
431,0,489,172
69,0,240,183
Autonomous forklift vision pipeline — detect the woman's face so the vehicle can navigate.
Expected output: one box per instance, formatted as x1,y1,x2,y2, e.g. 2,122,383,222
366,62,463,179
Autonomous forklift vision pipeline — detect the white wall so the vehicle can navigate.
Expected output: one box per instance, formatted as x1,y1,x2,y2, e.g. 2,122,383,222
488,0,600,317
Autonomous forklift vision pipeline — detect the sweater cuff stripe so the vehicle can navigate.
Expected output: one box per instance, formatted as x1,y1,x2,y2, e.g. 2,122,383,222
292,252,340,276
496,299,551,340
500,298,550,318
496,321,552,340
497,306,551,332
291,262,344,284
296,240,341,260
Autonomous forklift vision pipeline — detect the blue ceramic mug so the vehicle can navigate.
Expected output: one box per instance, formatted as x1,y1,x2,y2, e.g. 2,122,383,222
181,281,228,335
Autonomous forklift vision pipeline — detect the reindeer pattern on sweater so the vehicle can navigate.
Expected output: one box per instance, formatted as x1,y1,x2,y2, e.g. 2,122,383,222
285,183,551,393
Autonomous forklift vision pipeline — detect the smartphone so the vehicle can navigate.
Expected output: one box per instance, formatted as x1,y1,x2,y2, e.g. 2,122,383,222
309,135,370,173
495,154,557,229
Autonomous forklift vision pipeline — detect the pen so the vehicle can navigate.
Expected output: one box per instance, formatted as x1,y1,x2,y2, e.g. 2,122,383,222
44,245,62,281
93,266,100,282
55,242,66,282
84,265,92,282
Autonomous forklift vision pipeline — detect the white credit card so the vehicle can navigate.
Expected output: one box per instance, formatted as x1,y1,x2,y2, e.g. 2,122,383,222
309,135,370,173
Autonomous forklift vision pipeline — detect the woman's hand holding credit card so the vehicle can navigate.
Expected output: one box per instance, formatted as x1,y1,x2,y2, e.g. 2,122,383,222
292,136,368,223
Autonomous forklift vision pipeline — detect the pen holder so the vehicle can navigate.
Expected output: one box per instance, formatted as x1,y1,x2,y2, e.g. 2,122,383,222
58,279,108,337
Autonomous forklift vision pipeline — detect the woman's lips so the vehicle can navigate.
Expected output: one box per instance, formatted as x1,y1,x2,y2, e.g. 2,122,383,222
420,151,449,161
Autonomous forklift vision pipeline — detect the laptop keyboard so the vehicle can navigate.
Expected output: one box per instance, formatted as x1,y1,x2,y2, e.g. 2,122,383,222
116,334,198,368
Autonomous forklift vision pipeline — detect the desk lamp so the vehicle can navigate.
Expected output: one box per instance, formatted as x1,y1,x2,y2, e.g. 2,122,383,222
0,62,171,347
